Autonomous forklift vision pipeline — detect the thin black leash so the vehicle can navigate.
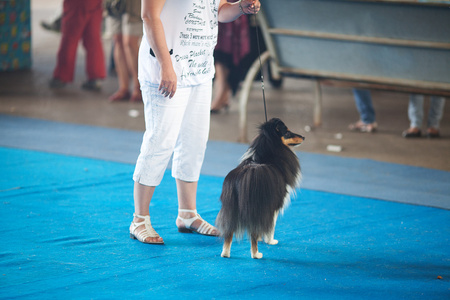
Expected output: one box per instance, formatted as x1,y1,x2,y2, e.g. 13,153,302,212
253,8,268,122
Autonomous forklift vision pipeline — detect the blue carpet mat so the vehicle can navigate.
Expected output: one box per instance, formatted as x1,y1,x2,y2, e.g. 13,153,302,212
1,147,449,299
1,114,449,209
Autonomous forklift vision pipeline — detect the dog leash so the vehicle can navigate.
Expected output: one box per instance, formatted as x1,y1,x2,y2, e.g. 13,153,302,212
253,7,268,122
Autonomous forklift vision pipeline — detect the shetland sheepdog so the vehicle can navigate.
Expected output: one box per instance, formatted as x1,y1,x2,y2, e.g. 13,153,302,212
216,118,304,259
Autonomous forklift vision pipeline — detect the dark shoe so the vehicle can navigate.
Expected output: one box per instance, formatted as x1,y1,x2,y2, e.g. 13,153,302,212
81,79,101,91
402,129,421,138
40,18,61,33
49,78,66,88
427,128,440,139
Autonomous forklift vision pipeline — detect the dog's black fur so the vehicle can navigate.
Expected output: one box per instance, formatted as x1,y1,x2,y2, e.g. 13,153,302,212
216,118,304,259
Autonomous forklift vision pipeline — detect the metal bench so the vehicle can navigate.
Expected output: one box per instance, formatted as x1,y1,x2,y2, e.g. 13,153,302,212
238,0,450,142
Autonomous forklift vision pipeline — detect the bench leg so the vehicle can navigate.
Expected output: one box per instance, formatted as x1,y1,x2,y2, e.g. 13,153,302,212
313,80,322,127
239,51,271,143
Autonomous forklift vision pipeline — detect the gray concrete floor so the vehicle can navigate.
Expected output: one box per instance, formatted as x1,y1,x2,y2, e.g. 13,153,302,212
1,0,449,171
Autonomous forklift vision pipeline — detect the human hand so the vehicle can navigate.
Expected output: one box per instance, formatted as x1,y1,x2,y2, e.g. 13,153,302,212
159,66,177,98
240,0,260,15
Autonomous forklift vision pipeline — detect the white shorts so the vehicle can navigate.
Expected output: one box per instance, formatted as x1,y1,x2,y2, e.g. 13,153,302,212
133,81,212,186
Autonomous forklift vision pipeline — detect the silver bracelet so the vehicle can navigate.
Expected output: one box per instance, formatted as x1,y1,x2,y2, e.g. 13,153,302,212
238,0,246,15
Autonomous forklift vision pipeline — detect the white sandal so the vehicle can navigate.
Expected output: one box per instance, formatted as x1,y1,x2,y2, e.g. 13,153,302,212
130,213,164,244
177,209,219,236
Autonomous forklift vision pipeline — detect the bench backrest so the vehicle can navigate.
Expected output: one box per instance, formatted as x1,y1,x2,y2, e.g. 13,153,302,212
258,0,450,95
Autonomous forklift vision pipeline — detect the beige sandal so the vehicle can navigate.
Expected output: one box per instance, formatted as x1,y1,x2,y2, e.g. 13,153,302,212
129,213,164,245
177,209,220,236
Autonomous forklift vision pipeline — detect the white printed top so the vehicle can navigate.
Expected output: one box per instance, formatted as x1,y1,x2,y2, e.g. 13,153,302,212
138,0,220,87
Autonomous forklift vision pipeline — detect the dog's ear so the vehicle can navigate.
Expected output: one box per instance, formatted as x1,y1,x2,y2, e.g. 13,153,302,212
273,118,287,136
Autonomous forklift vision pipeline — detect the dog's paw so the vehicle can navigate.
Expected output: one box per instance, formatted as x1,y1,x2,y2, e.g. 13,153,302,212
221,250,230,258
251,252,263,259
264,238,278,245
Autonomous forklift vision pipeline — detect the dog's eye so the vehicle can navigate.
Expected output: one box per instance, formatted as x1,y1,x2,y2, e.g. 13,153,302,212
276,124,287,133
284,131,295,138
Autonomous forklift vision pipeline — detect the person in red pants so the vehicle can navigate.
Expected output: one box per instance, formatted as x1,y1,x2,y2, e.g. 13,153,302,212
49,0,106,91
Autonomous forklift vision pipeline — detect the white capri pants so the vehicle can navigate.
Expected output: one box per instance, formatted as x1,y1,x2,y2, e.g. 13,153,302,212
133,81,212,186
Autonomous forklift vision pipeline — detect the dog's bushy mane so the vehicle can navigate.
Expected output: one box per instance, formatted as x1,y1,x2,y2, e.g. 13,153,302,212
241,119,301,189
251,121,284,162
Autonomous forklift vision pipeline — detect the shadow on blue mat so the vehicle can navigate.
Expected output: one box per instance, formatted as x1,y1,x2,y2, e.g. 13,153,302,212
1,147,449,299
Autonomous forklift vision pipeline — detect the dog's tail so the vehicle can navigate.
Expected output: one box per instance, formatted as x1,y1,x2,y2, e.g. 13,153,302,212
217,164,287,240
238,164,286,238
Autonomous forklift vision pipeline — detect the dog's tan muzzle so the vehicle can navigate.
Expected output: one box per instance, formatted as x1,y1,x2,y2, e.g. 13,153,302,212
282,132,305,147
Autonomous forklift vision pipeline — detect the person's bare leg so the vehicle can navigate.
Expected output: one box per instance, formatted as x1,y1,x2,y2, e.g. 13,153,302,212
133,181,164,243
175,179,219,235
123,34,141,100
110,35,131,101
211,62,230,111
175,180,197,222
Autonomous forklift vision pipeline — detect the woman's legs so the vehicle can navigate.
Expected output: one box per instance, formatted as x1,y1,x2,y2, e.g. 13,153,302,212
132,82,218,242
211,62,231,111
132,84,191,242
133,182,163,243
123,34,142,101
176,180,197,219
171,82,218,234
132,84,181,243
110,34,131,100
175,179,219,235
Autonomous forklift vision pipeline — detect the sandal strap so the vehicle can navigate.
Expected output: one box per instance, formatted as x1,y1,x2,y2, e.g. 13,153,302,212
178,209,197,213
177,211,216,235
132,213,148,227
177,209,199,228
197,219,215,235
133,213,149,219
177,213,199,228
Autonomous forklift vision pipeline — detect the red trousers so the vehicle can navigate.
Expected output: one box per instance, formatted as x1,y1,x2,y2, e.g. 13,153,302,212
53,0,105,82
